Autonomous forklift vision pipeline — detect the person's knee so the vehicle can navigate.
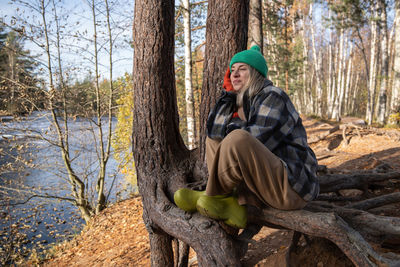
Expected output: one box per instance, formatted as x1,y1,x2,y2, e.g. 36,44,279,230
220,129,252,153
225,129,251,143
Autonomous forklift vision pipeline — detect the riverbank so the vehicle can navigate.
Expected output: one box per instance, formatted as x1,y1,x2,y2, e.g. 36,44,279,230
0,137,86,265
0,112,131,265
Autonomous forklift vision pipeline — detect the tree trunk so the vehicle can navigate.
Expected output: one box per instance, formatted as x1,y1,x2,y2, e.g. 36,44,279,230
182,0,197,150
309,4,322,117
331,28,344,121
133,0,247,265
377,0,389,124
90,0,108,215
299,12,309,114
149,232,174,267
387,17,395,118
284,4,289,93
199,0,249,161
331,36,339,117
344,44,353,115
133,1,186,264
338,34,348,117
6,37,17,106
248,0,263,53
366,3,379,125
327,10,334,118
351,73,360,114
391,0,400,114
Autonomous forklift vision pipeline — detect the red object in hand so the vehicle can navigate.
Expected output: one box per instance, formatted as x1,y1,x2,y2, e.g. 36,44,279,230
222,67,239,118
223,67,234,92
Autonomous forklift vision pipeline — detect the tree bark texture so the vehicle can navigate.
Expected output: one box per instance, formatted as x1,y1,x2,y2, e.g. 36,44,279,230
133,1,188,265
132,1,243,265
310,4,323,117
338,34,348,118
344,43,353,115
199,0,249,161
332,28,344,121
377,0,389,124
149,231,174,267
367,3,379,125
248,0,263,53
391,0,400,113
300,14,308,114
327,10,335,117
182,0,197,150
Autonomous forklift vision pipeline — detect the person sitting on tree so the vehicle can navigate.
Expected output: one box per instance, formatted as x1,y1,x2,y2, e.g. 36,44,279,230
174,45,319,229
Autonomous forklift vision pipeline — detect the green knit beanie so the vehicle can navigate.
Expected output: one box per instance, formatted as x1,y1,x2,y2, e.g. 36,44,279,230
229,45,268,77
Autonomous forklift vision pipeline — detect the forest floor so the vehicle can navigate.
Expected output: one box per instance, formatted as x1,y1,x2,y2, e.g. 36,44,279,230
39,116,400,267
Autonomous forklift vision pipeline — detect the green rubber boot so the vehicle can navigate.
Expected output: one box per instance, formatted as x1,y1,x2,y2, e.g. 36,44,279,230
174,188,206,213
196,195,247,229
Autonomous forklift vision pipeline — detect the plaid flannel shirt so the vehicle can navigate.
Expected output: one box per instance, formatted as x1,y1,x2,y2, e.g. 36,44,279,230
206,80,319,201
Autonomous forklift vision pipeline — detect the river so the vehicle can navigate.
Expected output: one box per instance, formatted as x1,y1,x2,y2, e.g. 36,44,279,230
0,111,134,264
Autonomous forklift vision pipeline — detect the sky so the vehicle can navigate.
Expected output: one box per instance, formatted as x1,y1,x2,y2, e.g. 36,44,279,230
0,0,134,83
1,0,395,84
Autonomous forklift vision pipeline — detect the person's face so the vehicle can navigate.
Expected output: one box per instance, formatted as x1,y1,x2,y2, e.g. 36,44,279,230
230,63,250,93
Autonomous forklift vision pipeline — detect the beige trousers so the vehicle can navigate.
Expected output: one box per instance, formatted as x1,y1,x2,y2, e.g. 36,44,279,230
205,129,306,210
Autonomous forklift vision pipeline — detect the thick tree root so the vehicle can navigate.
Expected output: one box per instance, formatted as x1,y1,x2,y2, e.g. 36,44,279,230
247,206,400,267
318,171,400,193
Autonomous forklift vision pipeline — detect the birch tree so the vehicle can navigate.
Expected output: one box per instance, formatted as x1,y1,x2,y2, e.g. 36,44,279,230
366,2,379,125
248,0,263,52
377,0,389,124
309,3,322,117
182,0,197,150
338,33,349,117
387,16,396,118
390,0,400,116
327,10,335,118
344,42,353,115
331,28,345,121
300,15,312,114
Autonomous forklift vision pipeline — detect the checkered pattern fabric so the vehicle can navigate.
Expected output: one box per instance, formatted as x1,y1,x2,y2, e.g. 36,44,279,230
206,80,319,201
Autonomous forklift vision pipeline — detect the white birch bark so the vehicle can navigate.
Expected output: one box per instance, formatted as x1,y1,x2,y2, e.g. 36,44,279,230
391,0,400,114
310,4,323,117
377,0,389,124
248,0,263,52
338,34,348,117
309,67,315,114
351,73,360,114
387,18,395,118
344,43,353,116
182,0,197,149
366,3,379,125
301,12,309,114
327,10,334,118
331,28,344,121
329,34,338,117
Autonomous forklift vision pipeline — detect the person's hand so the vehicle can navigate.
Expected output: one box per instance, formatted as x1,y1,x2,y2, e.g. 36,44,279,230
223,67,234,92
